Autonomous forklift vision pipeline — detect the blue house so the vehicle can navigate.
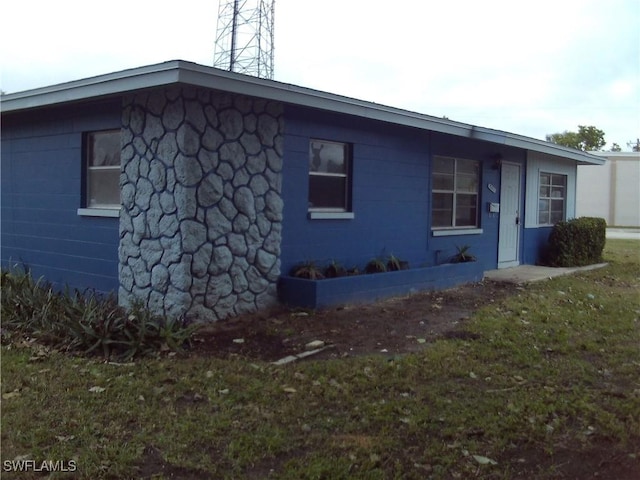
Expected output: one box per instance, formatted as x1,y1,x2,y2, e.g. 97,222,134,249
1,61,604,319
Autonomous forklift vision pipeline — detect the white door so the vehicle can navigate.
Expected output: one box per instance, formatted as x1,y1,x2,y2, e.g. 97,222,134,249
498,163,521,268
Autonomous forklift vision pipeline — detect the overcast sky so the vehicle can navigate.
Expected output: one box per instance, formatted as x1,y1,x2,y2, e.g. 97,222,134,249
2,0,638,149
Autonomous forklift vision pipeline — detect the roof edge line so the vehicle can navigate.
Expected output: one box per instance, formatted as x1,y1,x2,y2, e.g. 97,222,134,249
1,60,605,165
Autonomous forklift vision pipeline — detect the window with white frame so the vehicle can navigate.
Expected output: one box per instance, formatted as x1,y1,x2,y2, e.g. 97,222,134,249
432,156,480,228
308,139,351,212
538,172,566,225
85,130,121,209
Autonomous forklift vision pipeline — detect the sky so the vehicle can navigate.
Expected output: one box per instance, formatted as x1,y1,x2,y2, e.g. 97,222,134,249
2,0,639,150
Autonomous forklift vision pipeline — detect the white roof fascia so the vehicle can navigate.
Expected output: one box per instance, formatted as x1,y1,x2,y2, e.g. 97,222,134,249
1,60,604,165
468,127,605,165
1,62,182,111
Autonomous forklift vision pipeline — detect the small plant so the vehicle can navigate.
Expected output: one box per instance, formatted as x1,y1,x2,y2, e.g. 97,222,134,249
291,261,325,280
346,266,360,276
387,254,409,271
324,260,347,278
450,245,476,263
365,258,387,274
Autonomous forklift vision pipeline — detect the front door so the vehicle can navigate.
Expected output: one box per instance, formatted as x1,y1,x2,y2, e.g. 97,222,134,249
498,163,521,268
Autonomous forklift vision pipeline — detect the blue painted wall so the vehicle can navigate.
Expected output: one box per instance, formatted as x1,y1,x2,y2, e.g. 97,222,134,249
280,106,530,275
1,100,121,293
523,226,552,265
281,106,430,275
429,133,527,271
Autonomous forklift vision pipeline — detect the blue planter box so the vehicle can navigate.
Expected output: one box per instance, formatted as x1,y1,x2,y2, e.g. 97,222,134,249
278,261,485,309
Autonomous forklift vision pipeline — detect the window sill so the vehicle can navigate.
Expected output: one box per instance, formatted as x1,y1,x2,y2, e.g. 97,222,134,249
77,208,120,218
432,228,483,237
308,211,355,220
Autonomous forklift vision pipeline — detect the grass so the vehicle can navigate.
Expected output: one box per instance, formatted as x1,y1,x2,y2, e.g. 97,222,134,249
1,239,639,479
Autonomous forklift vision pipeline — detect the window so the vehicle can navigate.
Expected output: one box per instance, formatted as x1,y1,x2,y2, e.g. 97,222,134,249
538,172,566,225
308,139,351,212
432,156,480,228
85,130,121,209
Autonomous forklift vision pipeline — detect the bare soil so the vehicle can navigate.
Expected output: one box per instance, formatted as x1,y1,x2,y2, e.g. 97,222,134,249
189,280,520,362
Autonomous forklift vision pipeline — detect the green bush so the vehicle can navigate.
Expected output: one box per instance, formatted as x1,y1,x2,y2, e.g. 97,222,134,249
546,217,606,267
1,268,197,360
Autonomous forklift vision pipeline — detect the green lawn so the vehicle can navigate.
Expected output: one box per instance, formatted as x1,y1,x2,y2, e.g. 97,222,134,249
2,240,639,479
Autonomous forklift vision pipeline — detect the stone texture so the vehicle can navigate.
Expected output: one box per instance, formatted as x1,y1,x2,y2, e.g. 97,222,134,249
119,88,284,321
256,249,277,275
219,109,243,139
206,208,232,240
234,187,256,219
180,220,207,254
148,159,167,191
197,173,224,208
174,155,203,186
202,126,224,151
151,264,169,293
265,190,284,222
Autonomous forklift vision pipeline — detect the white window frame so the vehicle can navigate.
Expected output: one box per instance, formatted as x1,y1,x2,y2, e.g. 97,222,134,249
524,152,577,228
431,156,480,231
538,172,567,226
80,129,121,215
308,139,353,219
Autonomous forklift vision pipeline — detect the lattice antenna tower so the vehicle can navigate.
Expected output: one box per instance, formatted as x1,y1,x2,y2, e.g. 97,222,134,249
213,0,275,79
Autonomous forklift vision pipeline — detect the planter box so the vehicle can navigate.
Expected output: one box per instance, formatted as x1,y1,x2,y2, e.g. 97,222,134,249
279,261,485,309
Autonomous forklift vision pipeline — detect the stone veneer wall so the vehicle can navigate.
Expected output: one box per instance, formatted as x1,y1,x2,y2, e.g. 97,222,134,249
118,87,284,321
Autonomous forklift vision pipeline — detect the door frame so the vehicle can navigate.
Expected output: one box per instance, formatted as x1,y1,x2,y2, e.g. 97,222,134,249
498,162,522,269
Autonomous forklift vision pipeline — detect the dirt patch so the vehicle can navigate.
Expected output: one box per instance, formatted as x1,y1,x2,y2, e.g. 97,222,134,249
507,444,640,480
189,280,521,362
135,445,213,479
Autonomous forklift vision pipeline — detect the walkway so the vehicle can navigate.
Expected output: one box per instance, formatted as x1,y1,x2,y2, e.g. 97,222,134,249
485,229,637,285
484,263,608,285
606,228,640,240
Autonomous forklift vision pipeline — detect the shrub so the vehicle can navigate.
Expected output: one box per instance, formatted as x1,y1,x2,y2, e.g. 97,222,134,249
546,217,606,267
0,268,197,360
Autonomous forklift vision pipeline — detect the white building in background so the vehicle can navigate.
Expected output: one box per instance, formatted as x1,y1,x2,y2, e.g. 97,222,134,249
576,151,640,227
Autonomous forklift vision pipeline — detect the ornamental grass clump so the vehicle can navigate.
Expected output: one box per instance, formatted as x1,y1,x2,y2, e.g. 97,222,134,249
365,258,387,274
324,260,347,278
0,268,196,360
386,254,409,271
290,261,325,280
450,244,477,263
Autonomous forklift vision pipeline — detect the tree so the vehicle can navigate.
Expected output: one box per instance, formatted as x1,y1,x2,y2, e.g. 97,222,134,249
546,125,606,151
611,143,622,152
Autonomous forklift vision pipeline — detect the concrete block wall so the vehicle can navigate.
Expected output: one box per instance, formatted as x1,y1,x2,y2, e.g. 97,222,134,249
1,101,121,292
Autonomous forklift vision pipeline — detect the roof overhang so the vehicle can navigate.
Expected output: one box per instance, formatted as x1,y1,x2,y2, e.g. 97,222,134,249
1,60,605,166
